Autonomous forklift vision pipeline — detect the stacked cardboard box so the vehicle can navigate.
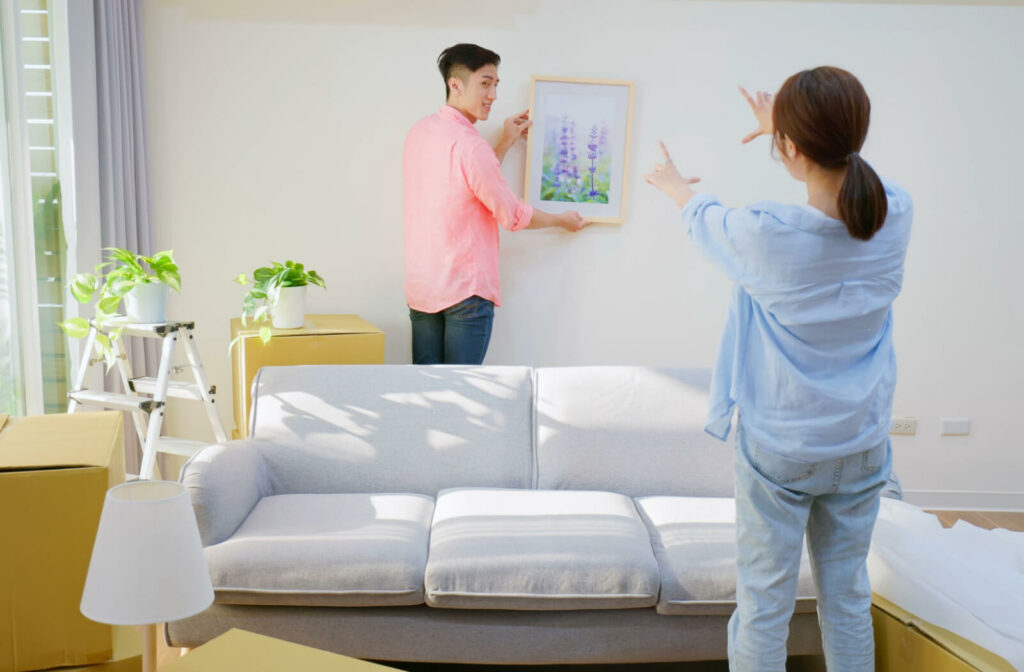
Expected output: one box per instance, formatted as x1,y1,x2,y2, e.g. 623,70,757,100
0,412,126,672
230,314,385,438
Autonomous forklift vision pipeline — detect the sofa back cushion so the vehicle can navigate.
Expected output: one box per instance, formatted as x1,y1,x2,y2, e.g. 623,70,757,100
250,365,534,494
534,367,733,497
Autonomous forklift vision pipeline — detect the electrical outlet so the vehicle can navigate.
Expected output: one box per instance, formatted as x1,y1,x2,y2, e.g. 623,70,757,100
890,417,917,435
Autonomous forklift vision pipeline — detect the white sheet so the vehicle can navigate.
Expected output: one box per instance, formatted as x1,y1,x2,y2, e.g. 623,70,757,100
868,498,1024,670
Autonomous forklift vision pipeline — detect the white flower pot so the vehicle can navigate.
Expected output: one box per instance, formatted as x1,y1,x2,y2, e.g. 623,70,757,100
123,282,169,323
272,285,306,329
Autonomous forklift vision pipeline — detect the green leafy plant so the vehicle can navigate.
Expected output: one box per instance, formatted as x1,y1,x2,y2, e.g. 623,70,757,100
59,248,181,369
235,260,326,345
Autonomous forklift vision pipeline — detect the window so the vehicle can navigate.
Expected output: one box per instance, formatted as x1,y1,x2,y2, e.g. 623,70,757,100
0,52,22,415
23,0,70,414
0,0,74,416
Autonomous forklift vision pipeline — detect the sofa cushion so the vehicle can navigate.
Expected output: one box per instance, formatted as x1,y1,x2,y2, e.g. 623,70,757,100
248,365,535,495
424,488,660,610
205,493,434,607
534,367,732,497
635,496,818,615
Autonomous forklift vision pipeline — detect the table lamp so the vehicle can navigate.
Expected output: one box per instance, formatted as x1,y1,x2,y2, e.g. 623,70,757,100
81,481,214,672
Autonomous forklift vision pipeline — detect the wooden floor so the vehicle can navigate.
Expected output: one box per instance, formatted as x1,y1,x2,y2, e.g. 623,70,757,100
927,509,1024,531
157,510,1024,671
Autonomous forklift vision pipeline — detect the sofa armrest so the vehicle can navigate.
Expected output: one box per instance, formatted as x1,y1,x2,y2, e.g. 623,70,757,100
180,440,271,547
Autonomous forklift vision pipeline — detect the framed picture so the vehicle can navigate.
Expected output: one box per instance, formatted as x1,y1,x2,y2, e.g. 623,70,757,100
524,76,635,225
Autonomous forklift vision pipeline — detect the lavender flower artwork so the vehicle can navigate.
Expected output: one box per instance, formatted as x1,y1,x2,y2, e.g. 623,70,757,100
526,77,633,224
540,114,610,204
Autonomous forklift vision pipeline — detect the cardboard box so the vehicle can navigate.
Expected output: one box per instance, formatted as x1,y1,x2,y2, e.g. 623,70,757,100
230,314,385,438
0,411,125,672
58,626,142,672
160,628,392,671
873,594,1014,672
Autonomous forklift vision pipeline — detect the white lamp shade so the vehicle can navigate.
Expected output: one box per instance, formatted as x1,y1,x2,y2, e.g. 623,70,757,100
81,481,214,625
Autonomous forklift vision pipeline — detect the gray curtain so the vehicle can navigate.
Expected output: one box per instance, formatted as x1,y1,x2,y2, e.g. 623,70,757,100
94,0,158,476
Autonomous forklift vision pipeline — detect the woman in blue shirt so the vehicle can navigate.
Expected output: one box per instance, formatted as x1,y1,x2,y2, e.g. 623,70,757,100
646,66,912,672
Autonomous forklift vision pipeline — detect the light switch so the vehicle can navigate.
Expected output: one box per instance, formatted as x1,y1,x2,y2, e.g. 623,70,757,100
940,418,970,435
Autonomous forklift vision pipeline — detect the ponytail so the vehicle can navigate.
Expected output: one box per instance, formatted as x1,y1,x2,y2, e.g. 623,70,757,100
838,152,887,241
774,67,889,241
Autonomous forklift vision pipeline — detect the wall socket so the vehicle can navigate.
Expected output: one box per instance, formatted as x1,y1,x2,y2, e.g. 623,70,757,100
890,417,917,435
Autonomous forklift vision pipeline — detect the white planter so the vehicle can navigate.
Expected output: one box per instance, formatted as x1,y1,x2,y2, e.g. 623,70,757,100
272,285,306,329
123,282,169,323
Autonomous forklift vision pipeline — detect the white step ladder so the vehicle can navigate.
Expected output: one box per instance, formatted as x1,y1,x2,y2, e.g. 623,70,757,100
67,319,228,480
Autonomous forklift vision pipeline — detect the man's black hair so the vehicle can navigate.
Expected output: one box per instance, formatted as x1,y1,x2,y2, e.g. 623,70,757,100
437,43,501,99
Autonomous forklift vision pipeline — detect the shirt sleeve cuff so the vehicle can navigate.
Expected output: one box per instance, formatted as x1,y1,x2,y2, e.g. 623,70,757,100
511,202,534,231
681,193,718,230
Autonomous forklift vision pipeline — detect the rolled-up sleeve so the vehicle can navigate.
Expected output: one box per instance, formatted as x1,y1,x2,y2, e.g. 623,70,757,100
682,193,754,283
462,141,533,231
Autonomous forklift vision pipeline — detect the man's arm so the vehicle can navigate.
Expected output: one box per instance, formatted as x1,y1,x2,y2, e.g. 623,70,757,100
463,140,586,233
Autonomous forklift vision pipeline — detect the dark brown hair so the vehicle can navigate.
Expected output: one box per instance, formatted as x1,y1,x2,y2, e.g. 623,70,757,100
773,67,887,241
437,44,500,100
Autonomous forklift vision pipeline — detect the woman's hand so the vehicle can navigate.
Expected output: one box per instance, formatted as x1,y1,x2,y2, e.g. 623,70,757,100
739,86,774,144
644,140,701,209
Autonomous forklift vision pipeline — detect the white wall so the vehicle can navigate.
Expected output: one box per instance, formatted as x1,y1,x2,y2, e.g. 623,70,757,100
140,0,1024,509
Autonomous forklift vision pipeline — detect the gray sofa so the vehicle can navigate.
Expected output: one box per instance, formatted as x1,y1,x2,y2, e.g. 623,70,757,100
168,365,822,665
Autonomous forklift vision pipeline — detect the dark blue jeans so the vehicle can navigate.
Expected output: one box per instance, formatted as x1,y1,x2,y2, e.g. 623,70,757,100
409,295,494,364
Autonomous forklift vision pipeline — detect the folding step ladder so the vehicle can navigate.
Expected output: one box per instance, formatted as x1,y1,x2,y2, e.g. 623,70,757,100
67,319,228,480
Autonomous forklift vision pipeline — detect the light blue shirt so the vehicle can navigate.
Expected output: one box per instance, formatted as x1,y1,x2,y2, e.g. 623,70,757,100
682,180,913,462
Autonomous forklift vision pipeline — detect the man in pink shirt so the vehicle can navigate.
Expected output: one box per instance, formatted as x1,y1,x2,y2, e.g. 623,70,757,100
403,43,587,364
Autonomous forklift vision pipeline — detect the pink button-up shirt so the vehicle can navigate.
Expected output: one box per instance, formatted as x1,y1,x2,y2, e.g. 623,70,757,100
403,105,534,314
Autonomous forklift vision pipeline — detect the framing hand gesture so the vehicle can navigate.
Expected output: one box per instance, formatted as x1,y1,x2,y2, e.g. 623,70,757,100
739,86,774,144
644,140,700,209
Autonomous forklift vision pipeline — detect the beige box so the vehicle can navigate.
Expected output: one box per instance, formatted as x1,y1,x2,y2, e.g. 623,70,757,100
160,628,392,671
230,314,385,438
59,626,142,672
873,594,1014,672
0,412,125,672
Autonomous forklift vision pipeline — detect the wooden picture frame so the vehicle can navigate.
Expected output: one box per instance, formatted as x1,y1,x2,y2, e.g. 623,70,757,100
524,76,635,225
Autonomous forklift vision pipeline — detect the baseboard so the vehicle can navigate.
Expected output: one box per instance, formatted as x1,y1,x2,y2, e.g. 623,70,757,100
902,489,1024,511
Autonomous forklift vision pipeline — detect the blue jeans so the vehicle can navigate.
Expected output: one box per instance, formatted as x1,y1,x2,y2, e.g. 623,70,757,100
729,422,891,672
409,295,494,365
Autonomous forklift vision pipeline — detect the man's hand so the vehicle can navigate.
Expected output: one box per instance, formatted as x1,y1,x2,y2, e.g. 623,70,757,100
739,86,774,144
644,140,700,210
557,210,587,232
494,109,532,162
503,109,532,143
526,208,588,231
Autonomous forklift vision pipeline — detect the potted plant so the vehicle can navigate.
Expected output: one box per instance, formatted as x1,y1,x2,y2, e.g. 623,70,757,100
59,248,181,368
235,260,326,344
